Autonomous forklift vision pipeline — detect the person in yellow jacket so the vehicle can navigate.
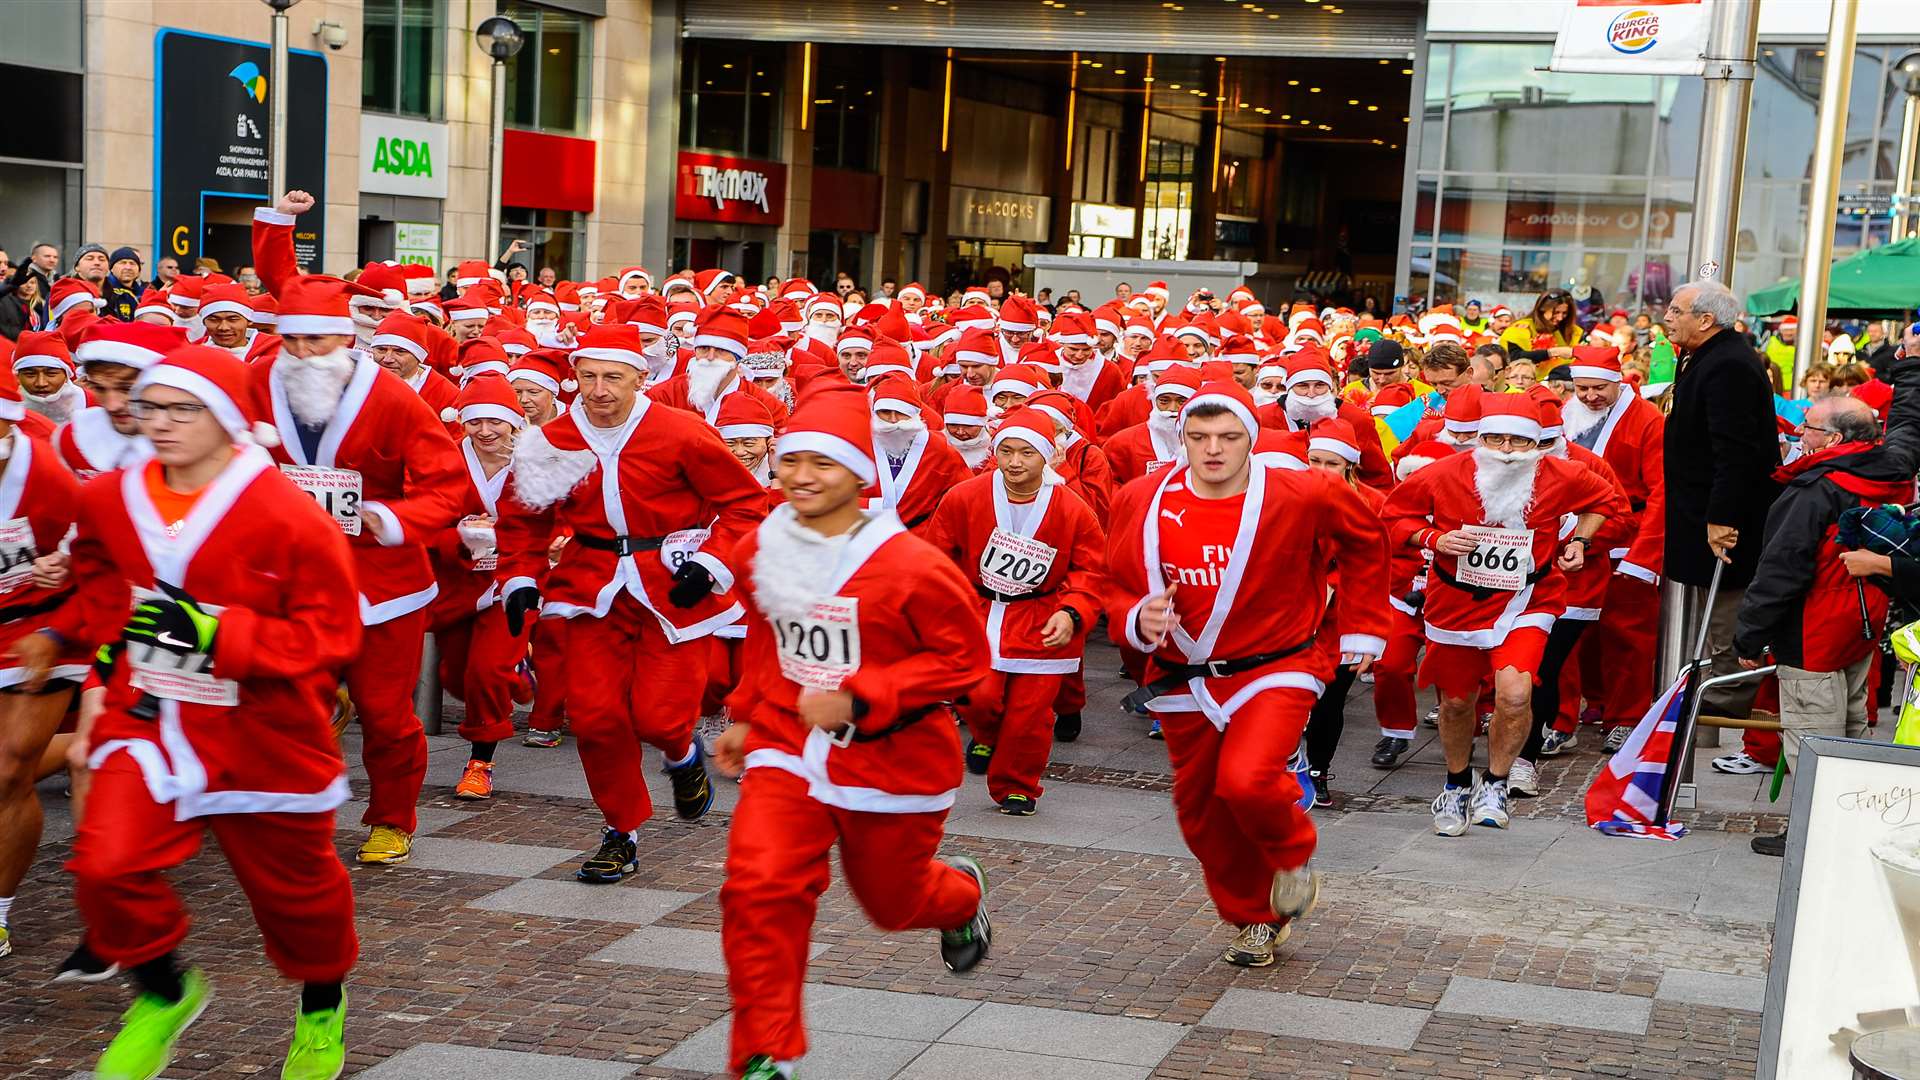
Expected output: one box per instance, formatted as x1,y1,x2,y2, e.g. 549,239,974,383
1498,289,1584,377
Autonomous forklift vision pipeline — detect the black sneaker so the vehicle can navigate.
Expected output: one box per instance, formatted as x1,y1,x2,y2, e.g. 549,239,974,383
52,938,119,983
998,794,1036,816
940,856,991,972
1053,712,1082,742
1370,736,1409,769
665,739,714,821
965,740,993,776
1308,770,1333,809
576,827,638,883
1751,830,1788,858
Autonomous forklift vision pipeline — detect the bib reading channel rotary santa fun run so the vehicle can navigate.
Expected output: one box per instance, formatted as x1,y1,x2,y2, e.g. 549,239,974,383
0,517,38,595
660,528,712,572
125,587,239,707
979,528,1057,596
773,595,861,692
1455,525,1533,592
279,464,363,536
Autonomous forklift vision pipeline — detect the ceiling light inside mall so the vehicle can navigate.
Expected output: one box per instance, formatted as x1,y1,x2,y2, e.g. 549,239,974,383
1309,86,1321,92
1114,68,1127,74
1401,68,1412,74
1367,104,1379,111
1347,98,1358,104
1286,79,1298,86
722,63,733,69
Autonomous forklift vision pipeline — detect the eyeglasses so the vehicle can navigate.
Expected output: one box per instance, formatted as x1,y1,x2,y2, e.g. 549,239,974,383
1479,433,1539,451
1801,422,1836,436
129,399,209,423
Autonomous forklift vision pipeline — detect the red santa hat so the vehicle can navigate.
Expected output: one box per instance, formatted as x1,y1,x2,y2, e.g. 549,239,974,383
1216,334,1259,369
741,338,790,382
1442,384,1484,435
355,263,408,307
998,295,1040,335
277,275,382,337
961,286,992,308
1149,365,1204,402
523,290,560,317
443,374,526,429
1143,280,1170,300
776,382,878,485
495,327,538,357
455,260,494,289
509,349,577,396
49,278,102,324
195,284,255,322
1123,313,1156,342
554,282,583,312
691,305,750,359
1778,315,1798,329
455,337,512,383
1566,344,1623,382
444,298,488,324
570,323,646,370
1018,340,1063,375
780,279,819,302
250,292,279,327
1172,318,1217,349
1050,311,1096,347
836,325,876,355
715,391,776,440
1285,348,1338,389
1476,393,1543,441
1026,389,1078,434
166,275,207,310
986,363,1049,403
58,310,100,350
1182,379,1259,439
862,339,916,382
867,374,925,419
1369,382,1416,417
803,293,843,322
992,406,1058,456
400,263,438,298
943,384,989,427
896,282,927,303
605,294,667,338
136,288,175,322
1308,417,1362,464
618,265,652,289
133,344,280,446
1531,389,1566,441
11,330,74,378
1395,438,1457,480
370,312,432,362
76,320,188,372
693,269,736,299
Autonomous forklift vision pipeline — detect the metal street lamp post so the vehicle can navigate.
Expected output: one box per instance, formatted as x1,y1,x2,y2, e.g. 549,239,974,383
262,0,302,201
476,16,525,264
1891,51,1920,240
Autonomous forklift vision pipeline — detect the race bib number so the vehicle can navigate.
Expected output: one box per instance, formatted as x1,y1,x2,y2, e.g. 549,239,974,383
661,528,712,572
125,587,240,707
1455,526,1533,592
978,528,1056,596
0,517,38,594
460,516,498,572
281,465,363,536
773,596,861,692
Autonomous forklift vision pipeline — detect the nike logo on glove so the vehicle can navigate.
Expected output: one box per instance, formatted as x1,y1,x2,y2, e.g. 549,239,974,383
156,631,194,650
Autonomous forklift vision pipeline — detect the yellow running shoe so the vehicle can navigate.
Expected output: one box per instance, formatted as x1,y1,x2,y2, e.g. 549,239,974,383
355,825,412,865
453,760,494,801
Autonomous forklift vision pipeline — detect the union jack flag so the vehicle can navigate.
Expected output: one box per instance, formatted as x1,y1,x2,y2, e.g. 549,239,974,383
1585,670,1692,841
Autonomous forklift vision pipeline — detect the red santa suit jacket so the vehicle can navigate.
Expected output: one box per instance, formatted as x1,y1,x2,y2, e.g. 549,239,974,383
1105,461,1392,729
867,427,974,532
196,328,283,366
494,396,765,643
1103,419,1183,485
56,407,149,480
1380,450,1628,647
1095,382,1152,439
429,439,516,627
1577,390,1666,582
404,363,461,418
1058,357,1125,414
925,471,1105,675
1556,444,1634,621
246,351,467,626
50,447,363,819
728,506,990,813
1257,397,1394,491
1056,434,1116,525
0,432,83,682
647,370,792,429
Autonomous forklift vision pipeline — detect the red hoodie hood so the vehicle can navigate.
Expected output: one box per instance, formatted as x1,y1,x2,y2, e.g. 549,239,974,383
1775,439,1915,501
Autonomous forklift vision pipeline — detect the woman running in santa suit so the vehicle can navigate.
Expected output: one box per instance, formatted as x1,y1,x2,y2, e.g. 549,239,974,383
711,382,993,1080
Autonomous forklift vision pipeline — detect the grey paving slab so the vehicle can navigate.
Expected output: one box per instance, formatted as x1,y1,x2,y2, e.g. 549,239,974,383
465,877,700,924
355,1044,636,1079
398,837,581,878
589,925,828,975
335,800,475,838
1373,817,1573,891
1656,968,1767,1012
939,1001,1188,1066
1094,813,1192,858
1437,975,1652,1034
656,1017,929,1079
943,778,1170,849
807,984,984,1040
1313,811,1426,872
896,1044,1153,1080
1199,988,1432,1050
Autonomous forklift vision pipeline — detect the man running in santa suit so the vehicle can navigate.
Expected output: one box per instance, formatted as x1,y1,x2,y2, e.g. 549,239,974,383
368,312,460,417
1095,337,1185,438
495,321,764,883
1052,311,1125,413
865,373,972,533
1381,394,1626,836
57,322,188,479
926,406,1105,813
648,307,792,427
1368,437,1459,770
1104,365,1201,484
193,283,281,365
506,350,573,748
942,384,992,470
1107,379,1391,967
1255,348,1393,490
10,329,87,430
11,345,361,1080
711,382,993,1080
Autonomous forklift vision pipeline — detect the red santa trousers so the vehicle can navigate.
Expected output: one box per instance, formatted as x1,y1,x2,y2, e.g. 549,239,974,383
349,608,430,835
565,594,705,833
1595,574,1660,727
1159,685,1318,927
961,670,1063,803
1372,608,1423,739
720,767,981,1072
68,755,357,982
1051,669,1088,716
438,606,532,745
528,616,568,733
702,636,744,718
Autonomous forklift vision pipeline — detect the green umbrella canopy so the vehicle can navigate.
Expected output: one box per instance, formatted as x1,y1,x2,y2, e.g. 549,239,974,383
1746,237,1920,317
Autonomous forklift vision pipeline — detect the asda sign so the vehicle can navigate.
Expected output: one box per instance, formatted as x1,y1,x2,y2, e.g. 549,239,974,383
358,114,449,200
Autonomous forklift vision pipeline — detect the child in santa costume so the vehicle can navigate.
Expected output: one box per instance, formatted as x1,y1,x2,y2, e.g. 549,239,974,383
1106,380,1390,968
926,406,1105,814
711,382,993,1080
11,345,362,1080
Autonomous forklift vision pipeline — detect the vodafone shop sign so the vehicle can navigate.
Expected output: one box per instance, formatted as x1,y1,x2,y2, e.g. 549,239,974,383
675,152,786,226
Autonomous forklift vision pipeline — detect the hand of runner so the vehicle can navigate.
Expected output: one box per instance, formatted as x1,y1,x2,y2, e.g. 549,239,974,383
1434,530,1478,557
1138,584,1180,645
797,687,855,735
1039,610,1075,648
1341,652,1374,674
275,189,316,216
5,630,56,692
30,551,69,589
67,686,103,772
711,723,749,777
1556,541,1585,572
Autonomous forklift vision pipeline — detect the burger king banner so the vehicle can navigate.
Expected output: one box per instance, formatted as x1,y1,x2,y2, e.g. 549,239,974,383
1549,0,1712,76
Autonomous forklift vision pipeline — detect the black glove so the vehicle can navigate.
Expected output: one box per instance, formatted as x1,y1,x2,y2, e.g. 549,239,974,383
123,583,220,656
503,584,542,636
668,561,716,609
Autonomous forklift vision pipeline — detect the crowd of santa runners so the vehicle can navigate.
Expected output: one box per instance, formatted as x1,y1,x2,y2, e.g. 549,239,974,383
0,189,1681,1080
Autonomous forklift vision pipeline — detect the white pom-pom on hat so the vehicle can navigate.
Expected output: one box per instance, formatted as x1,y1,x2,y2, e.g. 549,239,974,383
440,406,459,422
248,420,282,449
561,378,578,392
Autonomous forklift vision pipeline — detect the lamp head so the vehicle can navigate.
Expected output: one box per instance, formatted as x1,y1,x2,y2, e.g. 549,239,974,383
476,15,526,62
1897,50,1920,96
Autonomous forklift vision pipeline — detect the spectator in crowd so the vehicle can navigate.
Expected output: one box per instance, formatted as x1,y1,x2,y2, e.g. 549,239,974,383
0,248,9,277
1419,340,1471,392
1507,359,1538,391
537,265,557,288
102,246,143,321
71,244,111,289
1499,288,1584,375
194,256,222,276
878,278,898,299
1801,364,1834,399
1862,321,1897,369
236,265,262,294
2,243,57,330
1737,354,1920,856
1663,280,1781,721
1761,316,1798,391
834,272,855,297
150,254,180,293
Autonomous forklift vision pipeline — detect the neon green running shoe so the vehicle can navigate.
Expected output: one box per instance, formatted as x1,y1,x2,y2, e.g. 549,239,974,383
0,924,11,958
282,994,347,1080
95,967,210,1080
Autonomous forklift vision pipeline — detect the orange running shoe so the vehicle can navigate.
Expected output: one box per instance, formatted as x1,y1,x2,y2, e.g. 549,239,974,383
454,759,495,800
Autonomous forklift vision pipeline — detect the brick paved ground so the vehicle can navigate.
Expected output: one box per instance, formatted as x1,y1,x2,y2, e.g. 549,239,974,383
1,638,1790,1079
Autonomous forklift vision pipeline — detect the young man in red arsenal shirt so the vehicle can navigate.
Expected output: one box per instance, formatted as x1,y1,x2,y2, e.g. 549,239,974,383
1382,394,1626,837
1108,380,1391,968
926,406,1105,814
712,382,992,1080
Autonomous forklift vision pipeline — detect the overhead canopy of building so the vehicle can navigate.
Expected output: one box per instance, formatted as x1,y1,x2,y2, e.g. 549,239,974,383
680,0,1421,59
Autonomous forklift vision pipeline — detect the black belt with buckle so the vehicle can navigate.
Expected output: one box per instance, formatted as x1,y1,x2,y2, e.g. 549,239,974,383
571,533,666,556
1121,637,1315,712
974,584,1061,604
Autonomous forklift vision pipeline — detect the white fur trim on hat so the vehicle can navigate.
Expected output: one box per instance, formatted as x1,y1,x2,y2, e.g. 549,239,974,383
1477,413,1542,440
691,333,748,359
134,365,248,442
991,423,1054,455
509,369,561,395
460,402,527,429
1443,418,1480,434
871,395,919,417
944,410,987,426
448,307,488,323
369,333,429,361
998,317,1037,334
51,292,101,323
718,422,775,439
571,346,645,369
12,353,72,374
77,340,167,371
1566,365,1622,382
276,314,358,337
1309,435,1361,464
1285,365,1335,389
460,360,510,382
774,430,877,485
1181,391,1258,440
196,299,254,321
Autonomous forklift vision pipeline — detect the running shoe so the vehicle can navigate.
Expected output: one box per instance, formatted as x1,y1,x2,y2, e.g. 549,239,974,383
453,760,494,801
1269,866,1320,920
1579,705,1604,728
1053,712,1082,742
998,794,1036,816
54,938,119,983
96,967,210,1080
740,1055,795,1079
965,740,994,775
1423,705,1440,728
1508,758,1540,798
355,826,412,865
1308,769,1333,809
666,740,714,820
283,994,347,1080
1540,728,1578,756
1431,785,1470,837
940,856,991,972
1146,718,1163,740
522,727,564,748
576,827,638,884
1603,725,1632,752
1469,780,1511,829
1751,830,1788,857
1712,751,1768,775
1222,921,1291,967
0,925,9,959
1370,736,1410,768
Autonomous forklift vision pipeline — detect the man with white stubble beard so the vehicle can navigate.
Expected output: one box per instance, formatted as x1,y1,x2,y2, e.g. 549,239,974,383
1382,395,1626,839
1254,349,1393,490
863,373,973,535
646,307,790,427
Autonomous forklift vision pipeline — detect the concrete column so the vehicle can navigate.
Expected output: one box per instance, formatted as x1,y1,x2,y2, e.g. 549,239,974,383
776,42,815,280
1189,104,1219,262
640,0,681,279
1255,134,1283,264
876,51,910,286
924,54,954,290
1117,82,1149,260
1047,78,1075,256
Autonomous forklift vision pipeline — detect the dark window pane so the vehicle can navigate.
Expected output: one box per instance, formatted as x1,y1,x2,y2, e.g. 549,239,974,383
362,0,398,112
397,0,441,118
503,10,539,129
539,11,586,132
696,49,749,152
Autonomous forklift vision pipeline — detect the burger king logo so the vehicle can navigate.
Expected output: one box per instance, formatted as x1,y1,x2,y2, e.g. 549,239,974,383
1607,9,1660,54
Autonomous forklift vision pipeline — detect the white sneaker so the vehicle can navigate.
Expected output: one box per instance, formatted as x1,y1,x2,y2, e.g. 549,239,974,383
1508,758,1540,797
1432,786,1470,836
1540,728,1577,756
1469,780,1511,829
1712,751,1768,775
1269,866,1320,920
1603,726,1631,752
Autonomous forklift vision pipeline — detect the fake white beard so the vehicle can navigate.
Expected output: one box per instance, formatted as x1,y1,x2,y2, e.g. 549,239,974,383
529,320,567,349
755,377,794,408
687,358,735,412
1284,392,1339,426
1544,439,1568,460
752,504,859,621
1559,395,1611,443
281,347,358,427
1252,388,1281,408
805,321,841,347
642,337,676,379
23,382,82,425
947,429,990,468
1060,357,1101,400
873,416,926,458
1471,445,1543,528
